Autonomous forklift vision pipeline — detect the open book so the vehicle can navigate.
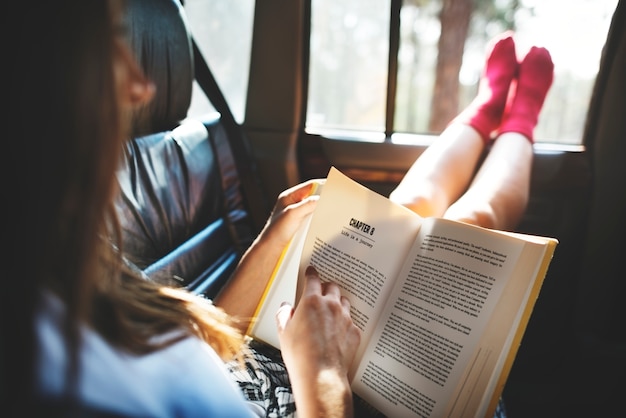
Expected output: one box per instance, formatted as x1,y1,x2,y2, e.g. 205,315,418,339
248,167,557,418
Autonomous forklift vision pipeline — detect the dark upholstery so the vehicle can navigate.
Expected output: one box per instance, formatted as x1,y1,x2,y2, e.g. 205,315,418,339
565,1,626,413
503,2,626,416
114,0,255,298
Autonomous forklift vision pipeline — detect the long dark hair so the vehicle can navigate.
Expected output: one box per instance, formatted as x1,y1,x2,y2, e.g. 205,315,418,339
4,0,243,414
6,0,124,413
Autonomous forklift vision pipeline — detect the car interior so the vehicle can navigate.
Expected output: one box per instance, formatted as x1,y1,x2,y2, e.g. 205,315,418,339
18,0,626,416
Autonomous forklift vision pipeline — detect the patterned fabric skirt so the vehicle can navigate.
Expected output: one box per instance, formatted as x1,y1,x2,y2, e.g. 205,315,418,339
226,339,508,418
225,339,297,417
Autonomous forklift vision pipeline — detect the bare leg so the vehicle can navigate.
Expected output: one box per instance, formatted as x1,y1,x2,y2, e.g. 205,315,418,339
389,124,484,217
443,133,533,230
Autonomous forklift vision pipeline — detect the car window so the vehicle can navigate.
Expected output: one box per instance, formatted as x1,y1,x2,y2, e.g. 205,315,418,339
184,0,255,123
306,0,617,144
184,0,618,145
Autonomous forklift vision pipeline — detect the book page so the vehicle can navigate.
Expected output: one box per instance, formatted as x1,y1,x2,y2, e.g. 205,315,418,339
351,217,530,417
296,167,424,364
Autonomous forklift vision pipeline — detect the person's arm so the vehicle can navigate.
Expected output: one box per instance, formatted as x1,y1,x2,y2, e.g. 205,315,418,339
276,266,361,418
214,179,322,326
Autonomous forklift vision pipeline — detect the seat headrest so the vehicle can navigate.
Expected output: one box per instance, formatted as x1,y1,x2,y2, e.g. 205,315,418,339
126,0,193,136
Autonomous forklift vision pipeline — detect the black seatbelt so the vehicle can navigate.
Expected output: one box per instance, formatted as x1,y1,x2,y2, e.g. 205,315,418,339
191,38,270,233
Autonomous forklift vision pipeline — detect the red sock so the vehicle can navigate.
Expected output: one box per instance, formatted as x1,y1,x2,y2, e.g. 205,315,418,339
499,46,554,143
454,32,518,143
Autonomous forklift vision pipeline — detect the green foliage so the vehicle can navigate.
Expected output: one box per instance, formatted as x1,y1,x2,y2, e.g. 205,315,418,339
470,0,523,40
403,0,527,43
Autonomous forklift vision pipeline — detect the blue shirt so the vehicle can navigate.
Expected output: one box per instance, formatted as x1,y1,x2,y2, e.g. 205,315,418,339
36,291,262,417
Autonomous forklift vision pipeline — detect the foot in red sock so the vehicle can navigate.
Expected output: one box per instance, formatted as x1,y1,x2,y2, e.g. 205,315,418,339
454,31,518,143
499,46,554,142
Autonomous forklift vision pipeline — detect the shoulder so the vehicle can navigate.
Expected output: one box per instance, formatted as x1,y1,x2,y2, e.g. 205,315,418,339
35,290,259,418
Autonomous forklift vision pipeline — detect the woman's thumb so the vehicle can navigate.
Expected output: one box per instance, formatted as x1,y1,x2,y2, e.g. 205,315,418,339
275,301,294,333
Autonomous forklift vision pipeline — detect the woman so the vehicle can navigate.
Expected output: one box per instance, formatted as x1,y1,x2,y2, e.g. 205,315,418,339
4,1,360,417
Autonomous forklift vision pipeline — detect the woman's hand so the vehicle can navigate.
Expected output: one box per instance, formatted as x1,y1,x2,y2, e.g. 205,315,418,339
276,266,361,418
213,179,323,326
258,178,323,249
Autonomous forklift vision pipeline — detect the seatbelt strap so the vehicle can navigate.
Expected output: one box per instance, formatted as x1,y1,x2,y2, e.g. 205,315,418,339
191,37,270,233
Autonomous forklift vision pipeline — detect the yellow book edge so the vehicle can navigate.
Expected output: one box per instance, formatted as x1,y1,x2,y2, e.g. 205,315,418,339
245,237,293,336
245,182,320,337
